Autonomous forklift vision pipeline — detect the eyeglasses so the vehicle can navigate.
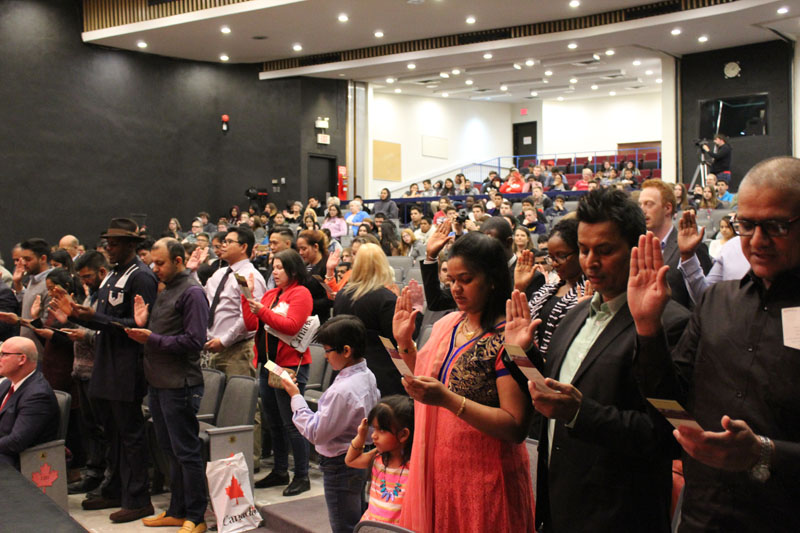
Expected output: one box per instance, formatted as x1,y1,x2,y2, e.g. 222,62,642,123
548,251,576,265
323,347,338,354
0,352,24,358
733,215,799,237
222,238,241,246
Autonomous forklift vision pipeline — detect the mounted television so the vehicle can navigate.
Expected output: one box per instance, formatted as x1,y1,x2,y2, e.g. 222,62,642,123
699,94,768,139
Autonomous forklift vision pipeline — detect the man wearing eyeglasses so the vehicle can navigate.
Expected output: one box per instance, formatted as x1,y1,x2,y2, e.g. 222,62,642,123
0,336,59,469
629,156,800,531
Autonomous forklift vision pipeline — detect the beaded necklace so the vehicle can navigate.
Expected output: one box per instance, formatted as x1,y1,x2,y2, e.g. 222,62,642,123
379,461,406,502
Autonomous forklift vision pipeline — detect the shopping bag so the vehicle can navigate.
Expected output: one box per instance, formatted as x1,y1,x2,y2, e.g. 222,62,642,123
206,452,262,533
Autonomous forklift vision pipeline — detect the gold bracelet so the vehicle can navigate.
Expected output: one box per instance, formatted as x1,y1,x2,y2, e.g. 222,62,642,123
455,395,467,418
398,341,416,355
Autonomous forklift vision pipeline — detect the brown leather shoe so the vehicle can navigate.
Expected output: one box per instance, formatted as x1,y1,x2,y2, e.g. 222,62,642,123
178,521,207,533
81,495,122,510
142,511,185,527
110,503,155,523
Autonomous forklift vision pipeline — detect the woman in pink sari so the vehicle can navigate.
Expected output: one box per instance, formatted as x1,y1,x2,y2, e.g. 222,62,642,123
392,232,536,533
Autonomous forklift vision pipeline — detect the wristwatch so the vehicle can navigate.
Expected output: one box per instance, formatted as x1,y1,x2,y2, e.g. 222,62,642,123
750,435,772,482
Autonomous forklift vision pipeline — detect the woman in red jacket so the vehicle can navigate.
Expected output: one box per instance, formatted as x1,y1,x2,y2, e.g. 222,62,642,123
242,249,314,496
500,168,525,194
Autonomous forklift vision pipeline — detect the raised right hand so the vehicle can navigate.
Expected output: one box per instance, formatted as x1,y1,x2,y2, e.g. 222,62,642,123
392,286,420,347
133,294,149,327
628,232,671,336
325,248,340,277
514,249,536,291
677,211,705,261
425,219,454,260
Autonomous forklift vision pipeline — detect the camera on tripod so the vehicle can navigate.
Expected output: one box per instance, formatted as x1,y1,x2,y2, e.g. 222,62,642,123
693,138,711,148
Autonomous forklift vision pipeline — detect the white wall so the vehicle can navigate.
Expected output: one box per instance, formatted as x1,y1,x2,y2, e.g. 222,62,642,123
540,91,662,155
368,92,513,196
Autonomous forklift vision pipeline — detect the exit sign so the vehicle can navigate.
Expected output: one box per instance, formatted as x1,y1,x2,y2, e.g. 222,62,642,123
520,108,528,116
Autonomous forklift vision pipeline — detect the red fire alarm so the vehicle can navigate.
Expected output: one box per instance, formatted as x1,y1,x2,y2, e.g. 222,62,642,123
519,108,528,116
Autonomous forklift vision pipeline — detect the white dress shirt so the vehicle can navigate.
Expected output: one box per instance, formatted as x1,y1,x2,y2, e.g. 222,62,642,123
205,258,266,347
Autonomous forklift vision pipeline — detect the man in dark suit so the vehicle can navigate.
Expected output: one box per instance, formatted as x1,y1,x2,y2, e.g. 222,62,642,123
639,179,712,309
527,189,690,532
0,336,59,469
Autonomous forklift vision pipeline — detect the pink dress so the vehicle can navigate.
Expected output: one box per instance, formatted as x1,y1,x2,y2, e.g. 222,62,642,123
361,455,410,525
399,312,535,533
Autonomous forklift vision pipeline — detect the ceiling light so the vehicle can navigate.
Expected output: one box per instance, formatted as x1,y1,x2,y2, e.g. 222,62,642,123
569,0,580,7
569,77,578,84
513,63,522,70
525,59,535,67
338,13,349,22
591,84,598,90
219,54,229,61
500,85,508,91
609,91,616,96
483,53,493,59
698,35,708,43
645,70,654,75
452,68,461,75
220,26,231,34
671,28,682,36
465,79,474,85
530,91,538,97
374,30,384,38
568,43,578,50
656,78,663,83
557,96,564,101
542,79,549,83
777,6,789,14
442,92,449,97
544,70,553,76
407,63,416,69
466,15,476,24
386,77,395,84
136,40,147,49
292,43,303,52
632,60,641,66
605,49,615,56
394,88,402,93
440,72,449,78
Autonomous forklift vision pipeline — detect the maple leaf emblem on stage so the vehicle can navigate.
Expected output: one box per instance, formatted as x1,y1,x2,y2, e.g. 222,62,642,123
225,475,245,505
31,462,58,492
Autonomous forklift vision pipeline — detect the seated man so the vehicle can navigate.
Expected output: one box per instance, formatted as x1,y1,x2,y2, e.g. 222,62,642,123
0,336,59,469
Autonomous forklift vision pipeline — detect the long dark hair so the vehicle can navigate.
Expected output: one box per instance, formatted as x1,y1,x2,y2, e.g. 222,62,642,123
368,395,415,465
448,232,511,333
273,249,308,286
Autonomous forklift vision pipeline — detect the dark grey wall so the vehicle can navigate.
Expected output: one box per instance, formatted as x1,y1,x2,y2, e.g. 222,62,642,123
679,40,793,190
0,0,346,257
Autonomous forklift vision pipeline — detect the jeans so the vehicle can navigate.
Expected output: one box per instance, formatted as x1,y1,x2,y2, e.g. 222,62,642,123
260,364,309,477
319,453,366,533
148,385,207,523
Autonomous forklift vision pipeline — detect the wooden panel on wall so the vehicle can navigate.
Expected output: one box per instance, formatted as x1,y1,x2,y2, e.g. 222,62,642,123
373,141,402,181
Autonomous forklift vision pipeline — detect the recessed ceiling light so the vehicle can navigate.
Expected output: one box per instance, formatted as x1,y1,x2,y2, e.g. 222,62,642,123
557,96,564,101
394,88,402,93
698,35,708,43
569,0,580,7
513,63,522,70
609,91,616,96
442,92,449,97
292,43,303,52
544,70,553,76
136,40,147,49
645,70,654,75
386,77,395,84
338,13,349,22
656,78,663,83
440,72,449,78
530,91,538,97
525,59,535,67
220,26,231,34
374,30,384,38
407,63,416,70
483,52,493,59
542,79,549,84
452,68,461,75
632,60,641,66
500,84,508,91
590,84,598,90
465,79,474,85
605,49,615,56
568,43,578,50
466,15,476,24
671,28,682,36
569,77,578,84
777,6,789,14
219,54,229,61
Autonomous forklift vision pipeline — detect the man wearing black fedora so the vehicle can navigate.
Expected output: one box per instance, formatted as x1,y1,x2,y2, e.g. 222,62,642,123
55,218,158,523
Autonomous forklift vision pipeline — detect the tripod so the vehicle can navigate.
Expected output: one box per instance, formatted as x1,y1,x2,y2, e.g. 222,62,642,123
688,145,712,191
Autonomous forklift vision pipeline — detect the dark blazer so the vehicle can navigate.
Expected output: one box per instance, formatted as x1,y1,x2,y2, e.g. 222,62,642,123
0,280,19,342
536,297,689,533
663,228,712,309
0,371,59,469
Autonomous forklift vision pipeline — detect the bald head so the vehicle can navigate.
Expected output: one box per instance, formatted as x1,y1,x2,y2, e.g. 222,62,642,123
59,235,80,258
740,156,800,200
0,337,38,383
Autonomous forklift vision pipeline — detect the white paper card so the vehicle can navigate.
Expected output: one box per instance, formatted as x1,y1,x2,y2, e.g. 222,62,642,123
647,398,703,431
504,344,554,392
378,336,414,376
264,360,291,381
782,307,800,350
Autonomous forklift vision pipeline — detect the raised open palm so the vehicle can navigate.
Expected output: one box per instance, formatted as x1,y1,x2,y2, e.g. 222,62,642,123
628,232,671,336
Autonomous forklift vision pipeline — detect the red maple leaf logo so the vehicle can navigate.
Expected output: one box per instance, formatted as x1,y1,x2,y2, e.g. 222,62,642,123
31,462,59,493
225,475,245,505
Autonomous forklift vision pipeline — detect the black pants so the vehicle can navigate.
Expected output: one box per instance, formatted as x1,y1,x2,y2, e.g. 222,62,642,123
93,396,151,509
77,378,107,480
